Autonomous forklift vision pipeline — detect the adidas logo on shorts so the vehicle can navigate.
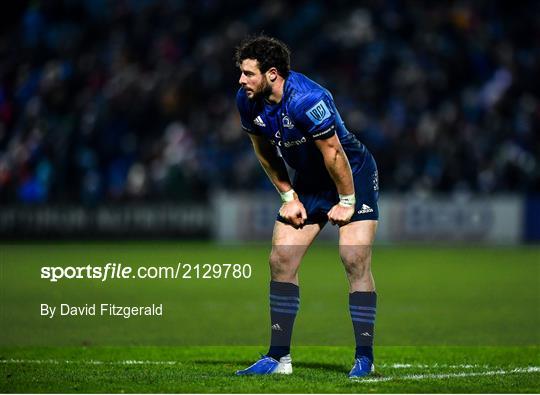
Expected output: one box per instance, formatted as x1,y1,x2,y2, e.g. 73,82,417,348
357,204,374,214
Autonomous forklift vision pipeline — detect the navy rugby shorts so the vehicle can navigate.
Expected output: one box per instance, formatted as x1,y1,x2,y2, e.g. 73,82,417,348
277,153,379,226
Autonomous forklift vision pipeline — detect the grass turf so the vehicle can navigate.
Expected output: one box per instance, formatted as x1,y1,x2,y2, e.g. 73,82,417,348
0,241,539,392
1,346,539,393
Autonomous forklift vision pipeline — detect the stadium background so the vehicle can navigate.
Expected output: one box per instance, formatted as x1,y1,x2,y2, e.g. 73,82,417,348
0,0,539,241
0,0,539,392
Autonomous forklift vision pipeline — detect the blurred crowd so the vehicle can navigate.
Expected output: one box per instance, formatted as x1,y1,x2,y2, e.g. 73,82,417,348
0,0,538,205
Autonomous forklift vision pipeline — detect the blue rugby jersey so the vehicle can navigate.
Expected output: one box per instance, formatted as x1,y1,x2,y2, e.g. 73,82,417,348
236,71,368,191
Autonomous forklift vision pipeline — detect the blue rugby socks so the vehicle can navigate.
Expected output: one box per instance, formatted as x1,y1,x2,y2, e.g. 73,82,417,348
267,280,299,360
349,291,377,361
265,283,376,362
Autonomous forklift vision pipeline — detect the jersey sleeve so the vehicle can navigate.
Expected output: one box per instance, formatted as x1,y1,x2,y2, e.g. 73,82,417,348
290,91,336,140
235,89,261,135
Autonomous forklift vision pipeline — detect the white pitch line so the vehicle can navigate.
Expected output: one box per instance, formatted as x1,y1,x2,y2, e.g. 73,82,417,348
0,359,179,366
357,367,540,383
380,363,490,369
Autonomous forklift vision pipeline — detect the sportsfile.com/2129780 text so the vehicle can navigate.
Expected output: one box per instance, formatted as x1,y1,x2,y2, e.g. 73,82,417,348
40,263,252,282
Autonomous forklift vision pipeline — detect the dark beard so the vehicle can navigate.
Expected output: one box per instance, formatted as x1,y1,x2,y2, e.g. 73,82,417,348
249,80,272,101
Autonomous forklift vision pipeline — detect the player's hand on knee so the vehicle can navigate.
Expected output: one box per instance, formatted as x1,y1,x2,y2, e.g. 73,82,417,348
327,204,354,226
279,200,308,228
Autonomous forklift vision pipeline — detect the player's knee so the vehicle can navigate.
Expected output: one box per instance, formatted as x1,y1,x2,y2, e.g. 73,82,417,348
269,249,299,281
340,246,371,277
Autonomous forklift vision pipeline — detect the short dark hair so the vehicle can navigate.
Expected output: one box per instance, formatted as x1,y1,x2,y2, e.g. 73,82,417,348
235,35,291,78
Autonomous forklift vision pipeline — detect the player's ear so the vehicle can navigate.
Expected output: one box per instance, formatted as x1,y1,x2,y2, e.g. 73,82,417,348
267,68,278,83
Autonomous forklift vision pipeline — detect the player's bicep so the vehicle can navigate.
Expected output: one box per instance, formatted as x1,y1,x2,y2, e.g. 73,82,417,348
314,134,343,160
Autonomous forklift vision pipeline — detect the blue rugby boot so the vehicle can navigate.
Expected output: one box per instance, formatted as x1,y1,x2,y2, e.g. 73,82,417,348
236,354,292,375
348,356,374,378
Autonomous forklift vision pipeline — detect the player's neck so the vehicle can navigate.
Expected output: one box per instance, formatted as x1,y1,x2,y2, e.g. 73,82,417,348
265,78,285,104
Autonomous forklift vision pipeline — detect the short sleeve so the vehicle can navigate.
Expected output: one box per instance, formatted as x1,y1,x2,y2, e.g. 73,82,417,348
290,92,336,140
236,89,260,135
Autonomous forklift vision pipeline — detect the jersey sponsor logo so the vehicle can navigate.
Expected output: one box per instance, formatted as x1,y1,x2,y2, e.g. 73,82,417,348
253,115,266,127
271,131,282,147
272,130,306,148
306,99,331,125
283,137,307,148
282,115,295,129
357,204,374,214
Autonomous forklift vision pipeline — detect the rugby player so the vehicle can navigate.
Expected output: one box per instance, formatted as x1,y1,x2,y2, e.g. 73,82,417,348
234,35,379,378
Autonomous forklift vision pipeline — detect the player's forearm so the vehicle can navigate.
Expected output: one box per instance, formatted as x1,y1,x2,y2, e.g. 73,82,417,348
257,155,293,193
249,134,293,193
323,146,355,195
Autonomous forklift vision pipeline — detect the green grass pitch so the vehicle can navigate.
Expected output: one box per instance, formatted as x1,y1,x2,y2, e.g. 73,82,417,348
1,241,539,392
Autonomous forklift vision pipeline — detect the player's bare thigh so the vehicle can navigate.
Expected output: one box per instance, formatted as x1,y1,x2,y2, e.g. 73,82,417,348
339,220,378,246
269,221,322,284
